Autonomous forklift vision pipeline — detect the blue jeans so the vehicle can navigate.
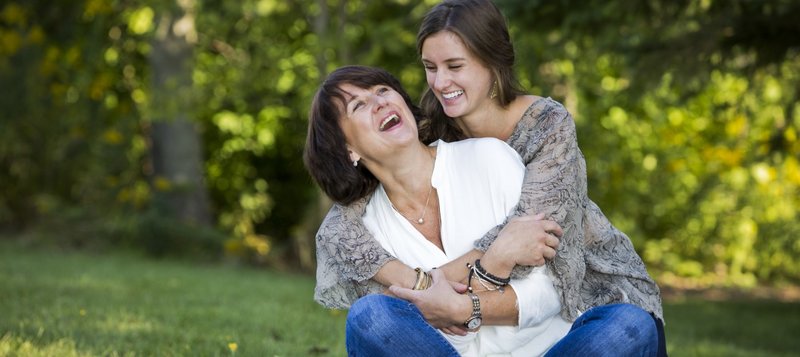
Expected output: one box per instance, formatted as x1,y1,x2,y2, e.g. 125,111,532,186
544,303,663,357
345,295,665,356
346,294,461,356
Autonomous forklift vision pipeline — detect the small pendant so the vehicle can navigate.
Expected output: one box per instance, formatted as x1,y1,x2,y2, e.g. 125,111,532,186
417,218,424,224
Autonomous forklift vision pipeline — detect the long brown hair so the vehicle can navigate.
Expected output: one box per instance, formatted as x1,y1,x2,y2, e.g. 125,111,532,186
417,0,525,142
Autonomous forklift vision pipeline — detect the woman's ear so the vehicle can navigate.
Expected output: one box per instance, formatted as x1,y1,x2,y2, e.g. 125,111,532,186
348,148,361,166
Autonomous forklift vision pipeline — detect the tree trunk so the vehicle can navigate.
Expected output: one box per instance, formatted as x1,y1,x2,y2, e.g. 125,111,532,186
290,0,339,272
148,1,211,226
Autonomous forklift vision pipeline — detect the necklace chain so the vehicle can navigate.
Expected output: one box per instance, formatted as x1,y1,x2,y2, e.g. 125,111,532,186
391,149,436,225
392,184,434,225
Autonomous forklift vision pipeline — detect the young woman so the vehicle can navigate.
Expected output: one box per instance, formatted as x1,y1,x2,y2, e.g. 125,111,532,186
416,0,665,326
305,65,658,356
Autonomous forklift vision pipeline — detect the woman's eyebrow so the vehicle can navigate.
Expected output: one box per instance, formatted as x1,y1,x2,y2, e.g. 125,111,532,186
342,91,361,112
422,57,467,64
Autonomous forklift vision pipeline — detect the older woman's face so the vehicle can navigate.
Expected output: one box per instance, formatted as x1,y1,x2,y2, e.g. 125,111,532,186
338,83,419,164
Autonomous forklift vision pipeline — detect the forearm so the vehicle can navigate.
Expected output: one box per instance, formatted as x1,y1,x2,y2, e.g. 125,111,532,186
376,249,485,290
475,243,515,281
448,287,519,327
443,235,542,293
477,287,519,326
373,260,416,289
472,217,560,283
438,249,484,284
316,201,395,285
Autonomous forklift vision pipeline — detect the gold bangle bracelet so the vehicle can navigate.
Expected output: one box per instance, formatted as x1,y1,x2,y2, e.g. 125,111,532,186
413,267,432,290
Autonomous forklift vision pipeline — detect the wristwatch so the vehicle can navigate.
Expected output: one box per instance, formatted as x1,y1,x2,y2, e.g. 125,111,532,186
463,292,482,330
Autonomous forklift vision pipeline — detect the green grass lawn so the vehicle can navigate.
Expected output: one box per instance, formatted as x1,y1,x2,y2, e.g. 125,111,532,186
1,241,798,356
0,241,347,356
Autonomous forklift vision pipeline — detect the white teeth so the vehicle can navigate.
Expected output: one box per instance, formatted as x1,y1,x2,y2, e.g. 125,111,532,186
380,114,399,131
443,90,463,99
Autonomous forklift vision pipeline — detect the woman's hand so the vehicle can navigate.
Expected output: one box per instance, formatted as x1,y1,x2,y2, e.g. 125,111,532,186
482,213,562,276
389,269,471,336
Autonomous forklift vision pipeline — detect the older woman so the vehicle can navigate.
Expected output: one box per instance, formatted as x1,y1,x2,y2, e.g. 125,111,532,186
305,65,658,356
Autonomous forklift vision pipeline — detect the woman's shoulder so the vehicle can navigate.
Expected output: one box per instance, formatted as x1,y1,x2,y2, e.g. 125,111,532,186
513,95,574,136
518,95,568,120
505,95,579,162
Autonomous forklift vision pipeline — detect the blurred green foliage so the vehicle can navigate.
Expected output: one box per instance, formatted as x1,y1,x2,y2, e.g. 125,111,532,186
0,0,797,286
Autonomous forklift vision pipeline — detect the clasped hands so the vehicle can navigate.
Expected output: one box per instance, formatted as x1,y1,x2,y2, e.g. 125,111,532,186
390,213,562,336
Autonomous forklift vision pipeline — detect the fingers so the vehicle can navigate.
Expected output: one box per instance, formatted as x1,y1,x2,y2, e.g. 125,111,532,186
392,269,464,301
430,267,446,282
388,285,418,302
441,326,468,336
542,220,563,237
546,233,560,250
542,246,557,260
432,269,468,293
508,214,564,238
383,287,397,297
448,280,468,294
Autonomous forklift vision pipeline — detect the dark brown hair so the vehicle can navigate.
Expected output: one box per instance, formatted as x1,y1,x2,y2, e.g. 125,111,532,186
304,65,423,205
416,0,525,142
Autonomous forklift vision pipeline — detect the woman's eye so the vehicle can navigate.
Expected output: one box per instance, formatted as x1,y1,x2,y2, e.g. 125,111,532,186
424,65,436,72
449,64,462,70
353,102,364,111
377,87,389,94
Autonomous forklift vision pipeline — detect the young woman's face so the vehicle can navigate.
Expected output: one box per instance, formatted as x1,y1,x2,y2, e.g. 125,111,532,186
421,31,494,119
337,83,418,164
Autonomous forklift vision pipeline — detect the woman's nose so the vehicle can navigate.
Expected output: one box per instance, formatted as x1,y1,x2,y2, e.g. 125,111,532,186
433,71,450,91
371,93,387,112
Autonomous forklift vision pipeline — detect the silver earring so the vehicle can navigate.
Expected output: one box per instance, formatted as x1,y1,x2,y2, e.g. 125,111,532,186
490,80,498,99
353,159,358,167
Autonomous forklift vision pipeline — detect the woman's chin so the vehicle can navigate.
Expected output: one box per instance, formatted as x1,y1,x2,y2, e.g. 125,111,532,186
442,106,464,119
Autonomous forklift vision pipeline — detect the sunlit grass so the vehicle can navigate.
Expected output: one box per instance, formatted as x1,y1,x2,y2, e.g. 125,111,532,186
1,240,798,356
0,241,346,356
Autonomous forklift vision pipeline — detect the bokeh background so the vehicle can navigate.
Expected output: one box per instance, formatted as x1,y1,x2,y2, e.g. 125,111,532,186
1,1,799,351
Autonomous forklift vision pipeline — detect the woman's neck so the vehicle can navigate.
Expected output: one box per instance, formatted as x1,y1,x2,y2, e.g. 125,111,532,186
375,144,437,210
379,143,442,250
455,95,535,140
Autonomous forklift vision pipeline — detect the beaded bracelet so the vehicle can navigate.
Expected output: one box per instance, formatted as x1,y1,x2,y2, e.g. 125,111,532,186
474,259,511,286
473,272,505,293
467,262,505,293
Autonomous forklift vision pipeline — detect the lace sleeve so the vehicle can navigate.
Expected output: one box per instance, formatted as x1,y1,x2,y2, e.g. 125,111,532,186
472,99,588,318
314,198,395,309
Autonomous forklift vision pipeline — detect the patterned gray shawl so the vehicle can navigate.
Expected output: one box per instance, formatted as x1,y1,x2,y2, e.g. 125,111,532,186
313,97,663,322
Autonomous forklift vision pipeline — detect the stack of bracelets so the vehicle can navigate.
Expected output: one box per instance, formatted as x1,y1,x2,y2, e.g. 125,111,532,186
413,267,433,290
466,259,510,293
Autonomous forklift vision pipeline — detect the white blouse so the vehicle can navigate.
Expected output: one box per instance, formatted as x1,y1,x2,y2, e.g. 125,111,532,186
364,138,571,356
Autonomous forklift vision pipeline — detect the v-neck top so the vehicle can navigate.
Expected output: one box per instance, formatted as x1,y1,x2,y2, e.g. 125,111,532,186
364,138,570,356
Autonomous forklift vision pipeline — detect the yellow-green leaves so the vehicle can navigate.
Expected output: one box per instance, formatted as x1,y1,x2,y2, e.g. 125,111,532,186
128,7,154,35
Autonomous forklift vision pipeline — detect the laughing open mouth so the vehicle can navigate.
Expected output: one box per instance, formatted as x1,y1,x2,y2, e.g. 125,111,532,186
379,114,400,131
443,90,464,99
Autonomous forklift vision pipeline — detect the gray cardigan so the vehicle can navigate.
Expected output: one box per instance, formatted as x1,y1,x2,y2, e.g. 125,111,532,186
313,97,663,322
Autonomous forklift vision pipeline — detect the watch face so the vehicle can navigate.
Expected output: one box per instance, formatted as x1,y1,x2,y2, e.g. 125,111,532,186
466,317,482,329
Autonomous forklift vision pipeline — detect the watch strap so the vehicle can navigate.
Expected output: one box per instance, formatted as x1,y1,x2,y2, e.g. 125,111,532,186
464,292,482,329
